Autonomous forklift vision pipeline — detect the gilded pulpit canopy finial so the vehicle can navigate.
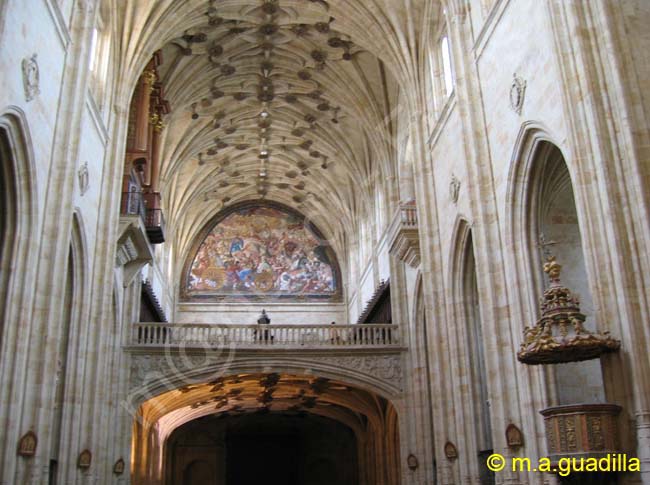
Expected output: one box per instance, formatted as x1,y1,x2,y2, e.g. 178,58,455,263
517,255,620,365
543,256,562,282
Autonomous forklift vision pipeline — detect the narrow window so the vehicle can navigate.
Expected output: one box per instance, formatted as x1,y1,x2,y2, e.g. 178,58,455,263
441,35,454,97
89,27,99,73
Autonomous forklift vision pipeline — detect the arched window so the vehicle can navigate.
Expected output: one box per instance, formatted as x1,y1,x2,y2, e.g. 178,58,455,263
440,35,454,98
88,4,112,108
427,8,455,118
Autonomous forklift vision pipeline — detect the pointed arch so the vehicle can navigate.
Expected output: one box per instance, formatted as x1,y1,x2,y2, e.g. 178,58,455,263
506,122,606,405
49,210,90,471
448,216,494,483
0,106,38,363
505,122,565,314
0,107,40,478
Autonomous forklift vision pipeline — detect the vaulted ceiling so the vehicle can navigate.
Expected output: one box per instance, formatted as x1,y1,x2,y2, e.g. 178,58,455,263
123,0,420,261
143,373,395,442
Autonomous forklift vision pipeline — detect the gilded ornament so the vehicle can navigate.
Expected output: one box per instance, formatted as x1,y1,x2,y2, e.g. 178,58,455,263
17,431,37,457
444,441,458,460
506,424,524,449
517,256,620,364
78,449,92,469
143,69,157,86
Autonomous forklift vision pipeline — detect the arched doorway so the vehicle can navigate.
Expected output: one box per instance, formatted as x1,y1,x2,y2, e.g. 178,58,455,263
132,373,401,485
168,413,356,485
183,460,216,485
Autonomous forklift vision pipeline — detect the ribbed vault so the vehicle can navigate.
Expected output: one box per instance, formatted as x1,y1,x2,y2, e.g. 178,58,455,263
142,373,393,443
111,0,432,273
157,1,402,261
132,373,401,483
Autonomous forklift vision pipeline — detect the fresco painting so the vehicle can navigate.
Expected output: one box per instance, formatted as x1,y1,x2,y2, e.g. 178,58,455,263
187,206,337,299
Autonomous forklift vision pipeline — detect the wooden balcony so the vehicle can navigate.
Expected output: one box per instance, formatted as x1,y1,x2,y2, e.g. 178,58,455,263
127,323,401,351
388,203,420,268
120,191,166,244
143,192,166,244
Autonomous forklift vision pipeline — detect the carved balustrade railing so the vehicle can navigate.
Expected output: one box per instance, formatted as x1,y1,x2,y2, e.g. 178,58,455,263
129,323,400,350
120,191,166,244
121,191,147,220
398,203,418,228
388,202,420,267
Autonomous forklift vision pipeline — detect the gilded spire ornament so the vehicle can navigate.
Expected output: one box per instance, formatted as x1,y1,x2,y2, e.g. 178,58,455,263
517,256,620,365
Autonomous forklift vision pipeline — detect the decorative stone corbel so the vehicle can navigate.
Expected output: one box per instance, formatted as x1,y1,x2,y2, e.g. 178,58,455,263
116,215,153,287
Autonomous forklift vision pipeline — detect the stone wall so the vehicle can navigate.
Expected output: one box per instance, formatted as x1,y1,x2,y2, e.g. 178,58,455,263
0,1,648,484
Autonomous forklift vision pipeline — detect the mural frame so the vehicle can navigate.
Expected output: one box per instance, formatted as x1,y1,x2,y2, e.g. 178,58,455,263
180,201,342,302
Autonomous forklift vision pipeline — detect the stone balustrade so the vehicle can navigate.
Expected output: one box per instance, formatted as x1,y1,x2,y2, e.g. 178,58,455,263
129,323,400,350
399,203,418,228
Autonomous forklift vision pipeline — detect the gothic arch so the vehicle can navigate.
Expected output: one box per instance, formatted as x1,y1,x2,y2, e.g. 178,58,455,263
0,107,39,477
505,122,606,405
385,403,401,485
506,122,566,314
0,107,38,370
410,273,433,414
447,216,493,481
49,211,91,478
129,364,403,485
69,210,90,326
127,355,403,415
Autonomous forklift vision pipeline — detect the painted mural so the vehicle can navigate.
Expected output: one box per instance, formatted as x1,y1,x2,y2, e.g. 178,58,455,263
186,206,338,299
